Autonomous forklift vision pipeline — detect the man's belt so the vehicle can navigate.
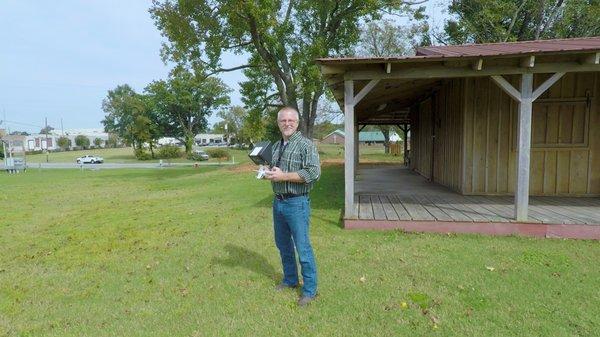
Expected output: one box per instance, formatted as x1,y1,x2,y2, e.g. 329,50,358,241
275,193,307,200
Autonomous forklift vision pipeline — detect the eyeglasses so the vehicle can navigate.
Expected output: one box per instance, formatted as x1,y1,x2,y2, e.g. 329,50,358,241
277,119,298,125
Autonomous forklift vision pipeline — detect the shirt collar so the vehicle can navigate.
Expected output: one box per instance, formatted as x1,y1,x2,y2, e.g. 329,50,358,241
285,131,301,143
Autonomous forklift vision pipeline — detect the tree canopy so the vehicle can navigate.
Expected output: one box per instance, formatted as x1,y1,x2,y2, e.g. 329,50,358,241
150,0,424,138
440,0,600,44
145,69,230,153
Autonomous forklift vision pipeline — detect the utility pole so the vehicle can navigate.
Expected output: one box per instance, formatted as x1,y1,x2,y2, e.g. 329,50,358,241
45,117,49,163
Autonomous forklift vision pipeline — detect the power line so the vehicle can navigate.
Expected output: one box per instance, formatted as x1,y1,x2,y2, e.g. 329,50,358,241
1,120,43,128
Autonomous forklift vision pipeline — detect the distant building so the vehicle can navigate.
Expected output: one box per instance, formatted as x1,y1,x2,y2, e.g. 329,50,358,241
194,133,227,146
322,129,345,144
359,131,401,145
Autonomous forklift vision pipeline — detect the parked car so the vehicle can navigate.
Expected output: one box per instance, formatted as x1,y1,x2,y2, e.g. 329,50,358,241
76,154,104,164
192,149,209,161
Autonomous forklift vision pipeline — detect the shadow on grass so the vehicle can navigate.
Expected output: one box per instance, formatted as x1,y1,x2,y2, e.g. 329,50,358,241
212,244,279,281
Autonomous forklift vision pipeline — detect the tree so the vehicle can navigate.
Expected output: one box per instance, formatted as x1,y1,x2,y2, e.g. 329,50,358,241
93,138,103,148
145,69,230,154
150,0,423,138
357,20,416,153
214,105,249,145
57,136,71,151
102,84,161,156
357,19,426,57
439,0,600,44
40,126,54,134
75,135,90,149
10,131,29,136
106,134,120,148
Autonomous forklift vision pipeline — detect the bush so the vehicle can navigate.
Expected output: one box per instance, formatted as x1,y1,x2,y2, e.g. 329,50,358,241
75,135,90,149
134,148,152,160
157,145,182,159
205,148,230,161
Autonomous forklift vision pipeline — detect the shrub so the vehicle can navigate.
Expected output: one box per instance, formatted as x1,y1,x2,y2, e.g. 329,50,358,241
134,148,152,160
93,138,103,148
57,136,71,151
205,148,230,161
75,135,90,149
157,145,182,159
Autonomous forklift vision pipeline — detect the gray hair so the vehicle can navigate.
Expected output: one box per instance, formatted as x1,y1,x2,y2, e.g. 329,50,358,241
277,106,299,120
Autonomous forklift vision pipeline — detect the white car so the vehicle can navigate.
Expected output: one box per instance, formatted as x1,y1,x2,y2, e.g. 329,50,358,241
76,155,104,164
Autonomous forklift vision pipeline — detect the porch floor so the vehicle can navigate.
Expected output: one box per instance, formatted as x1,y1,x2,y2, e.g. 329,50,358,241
349,165,600,239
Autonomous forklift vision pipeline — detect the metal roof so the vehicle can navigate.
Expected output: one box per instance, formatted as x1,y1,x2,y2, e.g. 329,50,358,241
317,37,600,64
416,37,600,57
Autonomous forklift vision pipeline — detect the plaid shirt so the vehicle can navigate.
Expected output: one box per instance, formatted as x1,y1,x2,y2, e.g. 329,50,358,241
271,131,321,195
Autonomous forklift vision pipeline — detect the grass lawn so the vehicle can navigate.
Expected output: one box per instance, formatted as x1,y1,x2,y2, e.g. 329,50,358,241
24,147,250,165
1,163,598,336
24,144,403,165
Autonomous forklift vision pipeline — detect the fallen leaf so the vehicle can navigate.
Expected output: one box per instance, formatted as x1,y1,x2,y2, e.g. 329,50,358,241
485,266,495,272
359,276,366,283
400,301,408,309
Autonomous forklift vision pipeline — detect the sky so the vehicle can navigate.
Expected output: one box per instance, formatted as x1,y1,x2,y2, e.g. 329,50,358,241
0,0,448,135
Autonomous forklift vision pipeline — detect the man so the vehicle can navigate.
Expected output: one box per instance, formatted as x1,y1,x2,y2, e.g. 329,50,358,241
264,106,321,307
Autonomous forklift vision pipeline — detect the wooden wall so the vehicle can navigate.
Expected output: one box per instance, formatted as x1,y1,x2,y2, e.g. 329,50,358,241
433,79,464,192
462,72,600,196
410,79,463,192
410,98,433,179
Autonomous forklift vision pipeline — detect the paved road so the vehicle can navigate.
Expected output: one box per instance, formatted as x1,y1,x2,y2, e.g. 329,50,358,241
0,162,236,170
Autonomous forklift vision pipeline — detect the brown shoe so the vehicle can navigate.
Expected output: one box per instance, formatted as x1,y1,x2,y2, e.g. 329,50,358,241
297,295,316,307
275,283,298,291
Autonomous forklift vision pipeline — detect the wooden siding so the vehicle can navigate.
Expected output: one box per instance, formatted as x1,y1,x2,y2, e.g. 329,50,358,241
410,99,433,179
463,72,599,196
433,79,463,192
410,80,463,192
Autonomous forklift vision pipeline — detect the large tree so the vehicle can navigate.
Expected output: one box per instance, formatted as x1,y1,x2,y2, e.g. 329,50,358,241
441,0,600,44
150,0,423,138
102,85,161,154
145,69,230,154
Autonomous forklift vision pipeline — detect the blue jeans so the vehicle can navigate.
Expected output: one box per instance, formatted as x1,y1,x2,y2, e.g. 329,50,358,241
273,195,317,297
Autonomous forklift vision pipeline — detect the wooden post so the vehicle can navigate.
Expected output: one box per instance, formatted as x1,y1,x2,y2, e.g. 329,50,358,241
491,72,564,222
344,80,357,219
402,124,409,166
516,73,533,221
354,114,359,175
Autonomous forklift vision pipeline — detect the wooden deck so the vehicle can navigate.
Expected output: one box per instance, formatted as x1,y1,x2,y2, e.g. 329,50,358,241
348,165,600,239
357,194,600,225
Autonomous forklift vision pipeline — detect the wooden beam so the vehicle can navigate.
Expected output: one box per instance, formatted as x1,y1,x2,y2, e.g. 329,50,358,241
320,65,344,75
520,55,535,68
580,52,600,65
386,62,392,74
472,58,483,71
344,62,600,81
532,72,565,101
354,79,380,105
491,75,522,102
515,73,533,222
358,124,367,132
344,80,357,219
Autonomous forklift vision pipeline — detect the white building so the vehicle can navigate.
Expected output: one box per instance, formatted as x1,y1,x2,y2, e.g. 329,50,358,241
194,133,227,145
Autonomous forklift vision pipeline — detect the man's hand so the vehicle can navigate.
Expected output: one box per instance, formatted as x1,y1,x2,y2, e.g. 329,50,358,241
264,166,286,182
264,166,305,183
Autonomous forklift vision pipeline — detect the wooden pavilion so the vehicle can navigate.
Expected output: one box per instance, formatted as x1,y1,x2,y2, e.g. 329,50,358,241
317,37,600,239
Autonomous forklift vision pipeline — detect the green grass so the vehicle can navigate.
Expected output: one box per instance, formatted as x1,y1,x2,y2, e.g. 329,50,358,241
0,165,598,336
26,144,402,165
24,147,251,165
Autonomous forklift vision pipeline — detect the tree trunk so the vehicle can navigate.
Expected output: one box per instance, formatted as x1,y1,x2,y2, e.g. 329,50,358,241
149,142,155,158
184,133,194,154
